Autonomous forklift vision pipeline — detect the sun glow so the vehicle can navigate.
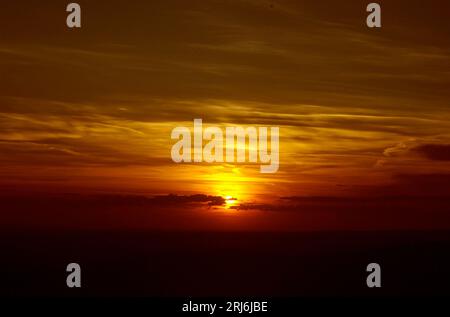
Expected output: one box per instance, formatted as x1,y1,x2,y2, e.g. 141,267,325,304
224,195,238,207
204,168,252,200
198,166,269,210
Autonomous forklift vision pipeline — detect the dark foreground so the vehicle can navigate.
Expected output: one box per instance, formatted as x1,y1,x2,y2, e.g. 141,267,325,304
1,230,450,297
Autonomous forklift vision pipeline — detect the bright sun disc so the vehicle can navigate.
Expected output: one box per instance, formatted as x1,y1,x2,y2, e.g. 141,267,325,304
224,196,238,207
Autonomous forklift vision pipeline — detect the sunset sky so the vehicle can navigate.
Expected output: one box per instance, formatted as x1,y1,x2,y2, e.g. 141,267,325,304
1,0,449,212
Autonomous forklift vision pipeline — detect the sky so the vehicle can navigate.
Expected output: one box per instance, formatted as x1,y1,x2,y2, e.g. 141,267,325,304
0,0,449,210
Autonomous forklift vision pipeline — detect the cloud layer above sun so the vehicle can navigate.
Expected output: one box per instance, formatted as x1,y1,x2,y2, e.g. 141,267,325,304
0,0,449,200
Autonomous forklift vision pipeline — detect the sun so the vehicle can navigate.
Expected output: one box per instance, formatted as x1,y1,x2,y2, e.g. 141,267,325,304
224,195,238,207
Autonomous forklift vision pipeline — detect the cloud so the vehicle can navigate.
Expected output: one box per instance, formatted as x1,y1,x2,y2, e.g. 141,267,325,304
380,141,450,163
413,144,450,161
230,203,278,211
1,0,450,197
87,194,226,207
383,141,413,157
151,194,226,207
